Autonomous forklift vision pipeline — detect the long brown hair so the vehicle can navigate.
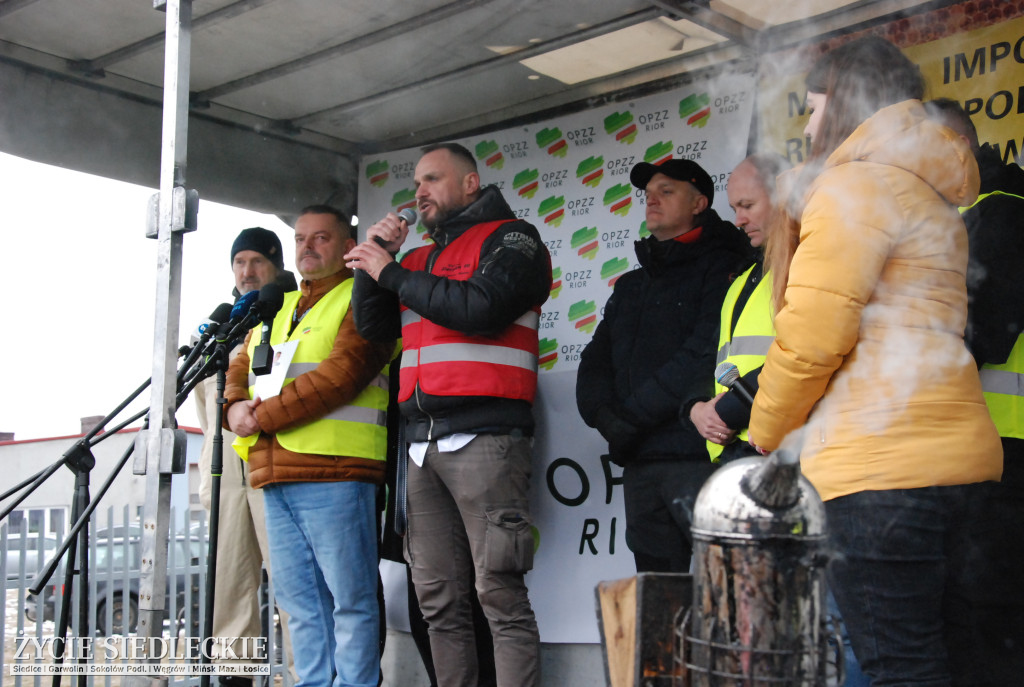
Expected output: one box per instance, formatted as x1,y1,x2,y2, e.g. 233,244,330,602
765,36,925,315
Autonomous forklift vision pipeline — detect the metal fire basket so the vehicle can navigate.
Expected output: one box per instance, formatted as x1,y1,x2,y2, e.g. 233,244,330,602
680,451,843,687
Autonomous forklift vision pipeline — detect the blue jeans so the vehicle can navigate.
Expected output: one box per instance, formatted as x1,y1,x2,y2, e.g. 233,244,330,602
264,481,380,687
826,485,984,687
827,588,870,687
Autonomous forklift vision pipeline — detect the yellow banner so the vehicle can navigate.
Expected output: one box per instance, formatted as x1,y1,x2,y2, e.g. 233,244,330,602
762,15,1024,165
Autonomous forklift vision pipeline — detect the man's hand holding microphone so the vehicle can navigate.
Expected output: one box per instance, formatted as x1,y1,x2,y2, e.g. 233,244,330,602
344,208,417,281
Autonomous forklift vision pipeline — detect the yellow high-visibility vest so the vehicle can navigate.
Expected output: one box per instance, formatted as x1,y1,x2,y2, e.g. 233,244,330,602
708,264,774,461
233,279,389,460
961,190,1024,439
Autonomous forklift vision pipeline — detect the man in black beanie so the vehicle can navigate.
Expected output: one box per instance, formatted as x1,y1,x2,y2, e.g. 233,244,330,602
198,226,295,686
230,226,288,298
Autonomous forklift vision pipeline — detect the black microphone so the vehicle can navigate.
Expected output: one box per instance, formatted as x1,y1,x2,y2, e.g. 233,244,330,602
177,302,234,382
251,283,286,376
373,208,417,247
715,362,756,407
182,303,232,355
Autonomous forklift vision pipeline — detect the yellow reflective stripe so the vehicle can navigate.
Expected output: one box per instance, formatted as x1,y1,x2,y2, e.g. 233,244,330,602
418,343,536,370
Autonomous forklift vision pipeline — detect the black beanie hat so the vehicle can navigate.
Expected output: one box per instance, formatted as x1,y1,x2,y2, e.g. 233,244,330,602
231,227,284,270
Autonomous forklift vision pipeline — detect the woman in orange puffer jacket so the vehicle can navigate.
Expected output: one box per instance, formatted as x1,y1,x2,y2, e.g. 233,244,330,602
750,36,1001,686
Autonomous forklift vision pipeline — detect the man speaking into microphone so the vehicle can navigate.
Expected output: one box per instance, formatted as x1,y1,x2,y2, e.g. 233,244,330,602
225,206,396,687
345,143,550,687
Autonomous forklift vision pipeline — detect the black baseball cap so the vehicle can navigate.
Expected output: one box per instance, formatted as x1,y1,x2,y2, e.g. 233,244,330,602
629,158,715,205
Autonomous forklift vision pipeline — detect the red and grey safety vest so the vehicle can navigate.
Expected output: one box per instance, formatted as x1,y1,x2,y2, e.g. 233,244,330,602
961,191,1024,439
398,220,540,404
708,263,775,461
233,279,390,460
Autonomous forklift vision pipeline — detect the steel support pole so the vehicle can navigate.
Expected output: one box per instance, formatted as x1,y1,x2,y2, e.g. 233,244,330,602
126,1,193,682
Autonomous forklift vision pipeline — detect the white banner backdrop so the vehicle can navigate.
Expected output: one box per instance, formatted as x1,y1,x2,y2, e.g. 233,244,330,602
363,69,756,643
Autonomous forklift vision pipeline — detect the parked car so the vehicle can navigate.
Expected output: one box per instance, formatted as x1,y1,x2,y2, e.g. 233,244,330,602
24,533,205,636
4,534,58,582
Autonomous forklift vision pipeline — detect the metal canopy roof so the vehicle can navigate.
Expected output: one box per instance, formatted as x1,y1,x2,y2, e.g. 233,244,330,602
0,0,941,217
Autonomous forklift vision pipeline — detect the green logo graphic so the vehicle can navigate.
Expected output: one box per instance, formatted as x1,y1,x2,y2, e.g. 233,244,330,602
576,156,604,188
550,266,562,299
601,257,629,285
475,140,504,170
513,168,540,199
539,337,558,371
538,195,565,227
639,221,651,238
603,184,632,217
568,300,598,334
643,141,673,165
366,160,389,187
604,111,637,145
536,127,568,158
679,93,711,128
390,188,416,213
571,227,598,260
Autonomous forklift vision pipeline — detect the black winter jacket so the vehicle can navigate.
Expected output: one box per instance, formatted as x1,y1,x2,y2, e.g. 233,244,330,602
964,144,1024,367
352,185,551,441
576,210,750,464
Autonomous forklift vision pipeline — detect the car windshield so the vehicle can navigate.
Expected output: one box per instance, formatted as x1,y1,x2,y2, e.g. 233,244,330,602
91,537,202,571
93,540,137,571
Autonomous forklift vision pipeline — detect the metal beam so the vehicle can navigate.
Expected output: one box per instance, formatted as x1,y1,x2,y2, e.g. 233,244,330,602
191,0,502,104
648,0,757,46
68,0,276,76
758,0,954,52
368,42,749,153
0,0,44,20
293,7,664,128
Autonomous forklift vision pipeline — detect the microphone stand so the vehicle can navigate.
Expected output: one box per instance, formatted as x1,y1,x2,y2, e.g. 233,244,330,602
1,320,238,686
185,335,235,687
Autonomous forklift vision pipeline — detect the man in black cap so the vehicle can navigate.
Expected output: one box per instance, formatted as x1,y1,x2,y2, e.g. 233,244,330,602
196,226,295,685
576,158,750,573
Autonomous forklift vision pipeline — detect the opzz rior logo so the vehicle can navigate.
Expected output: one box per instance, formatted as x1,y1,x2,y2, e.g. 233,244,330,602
475,140,504,170
604,111,637,144
539,338,558,371
366,160,389,187
603,184,632,217
514,168,539,199
571,227,598,260
550,267,563,299
679,93,711,128
576,156,604,188
538,196,565,227
536,127,568,157
568,299,597,334
601,257,629,286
